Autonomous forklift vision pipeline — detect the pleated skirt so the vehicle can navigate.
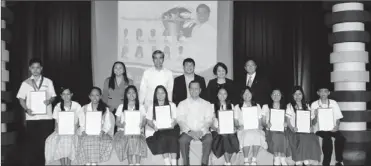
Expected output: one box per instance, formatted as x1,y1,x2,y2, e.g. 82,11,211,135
238,129,267,149
146,127,179,155
44,131,78,164
266,130,291,157
211,131,240,158
75,134,113,164
295,133,321,162
113,131,147,162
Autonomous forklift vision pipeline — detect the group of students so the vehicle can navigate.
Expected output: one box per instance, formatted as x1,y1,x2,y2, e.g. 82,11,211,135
18,53,345,166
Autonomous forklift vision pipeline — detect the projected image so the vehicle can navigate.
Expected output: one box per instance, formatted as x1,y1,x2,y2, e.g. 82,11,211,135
121,45,129,59
118,1,217,81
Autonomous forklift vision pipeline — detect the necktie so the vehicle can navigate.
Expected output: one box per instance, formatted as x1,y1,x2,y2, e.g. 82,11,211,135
247,75,253,87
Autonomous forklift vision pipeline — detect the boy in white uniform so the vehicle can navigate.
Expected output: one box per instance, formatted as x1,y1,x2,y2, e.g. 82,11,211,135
17,58,56,166
311,83,345,166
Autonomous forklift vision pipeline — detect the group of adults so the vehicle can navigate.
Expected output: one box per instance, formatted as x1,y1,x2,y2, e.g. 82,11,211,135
103,50,271,165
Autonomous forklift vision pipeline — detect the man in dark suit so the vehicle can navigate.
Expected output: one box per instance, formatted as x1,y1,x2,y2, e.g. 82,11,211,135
173,58,207,106
241,58,271,105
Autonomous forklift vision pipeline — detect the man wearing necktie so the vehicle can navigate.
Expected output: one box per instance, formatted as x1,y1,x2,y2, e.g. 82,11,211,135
241,58,271,105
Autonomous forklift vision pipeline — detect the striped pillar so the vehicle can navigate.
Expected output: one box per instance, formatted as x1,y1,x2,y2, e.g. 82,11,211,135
325,2,371,165
1,1,16,163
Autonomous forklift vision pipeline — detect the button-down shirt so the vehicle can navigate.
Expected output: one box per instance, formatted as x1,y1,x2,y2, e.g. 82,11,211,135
115,104,146,131
286,103,313,129
52,101,82,125
177,98,214,135
78,103,113,136
310,99,343,132
246,72,256,86
139,67,174,106
16,76,56,120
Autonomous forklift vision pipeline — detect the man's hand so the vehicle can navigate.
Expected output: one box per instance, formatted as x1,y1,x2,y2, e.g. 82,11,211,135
43,99,51,106
25,109,34,116
332,125,339,132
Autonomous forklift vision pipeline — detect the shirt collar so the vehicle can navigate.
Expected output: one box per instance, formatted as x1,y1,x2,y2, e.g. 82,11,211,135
30,75,42,81
87,102,94,112
247,72,256,79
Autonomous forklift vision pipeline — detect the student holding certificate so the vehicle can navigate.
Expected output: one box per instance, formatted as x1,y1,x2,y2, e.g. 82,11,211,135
262,88,290,166
286,86,321,165
45,87,82,165
146,85,178,165
16,58,56,166
210,88,240,165
235,87,268,165
311,84,345,166
75,87,114,165
113,85,147,165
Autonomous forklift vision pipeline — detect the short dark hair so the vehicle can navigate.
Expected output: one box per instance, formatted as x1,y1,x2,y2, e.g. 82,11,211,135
189,80,201,88
152,50,165,59
197,4,211,13
245,57,257,67
213,62,228,75
29,58,43,66
183,58,195,66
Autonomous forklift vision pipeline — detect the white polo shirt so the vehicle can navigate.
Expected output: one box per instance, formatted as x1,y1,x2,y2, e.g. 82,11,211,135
16,76,56,120
311,99,343,132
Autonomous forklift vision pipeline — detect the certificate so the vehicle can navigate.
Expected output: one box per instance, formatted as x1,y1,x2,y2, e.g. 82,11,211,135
269,109,285,132
58,112,75,135
124,111,141,135
296,110,311,133
318,108,334,131
85,112,102,135
155,106,172,129
242,107,259,130
30,91,47,114
218,110,234,134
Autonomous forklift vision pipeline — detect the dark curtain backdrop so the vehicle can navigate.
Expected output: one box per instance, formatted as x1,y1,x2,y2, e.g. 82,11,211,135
8,1,92,107
5,2,92,164
233,1,331,102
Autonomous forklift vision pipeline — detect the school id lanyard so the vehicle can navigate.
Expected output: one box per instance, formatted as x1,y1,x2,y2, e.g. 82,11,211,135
31,76,44,91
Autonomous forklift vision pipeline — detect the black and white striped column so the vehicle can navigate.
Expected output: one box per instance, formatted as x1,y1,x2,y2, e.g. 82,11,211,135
1,1,16,163
325,2,371,165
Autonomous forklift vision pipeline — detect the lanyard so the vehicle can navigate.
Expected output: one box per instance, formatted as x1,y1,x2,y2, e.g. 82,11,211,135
318,100,330,108
31,76,44,91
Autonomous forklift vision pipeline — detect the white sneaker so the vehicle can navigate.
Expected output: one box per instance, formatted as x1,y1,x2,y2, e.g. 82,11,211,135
280,157,288,165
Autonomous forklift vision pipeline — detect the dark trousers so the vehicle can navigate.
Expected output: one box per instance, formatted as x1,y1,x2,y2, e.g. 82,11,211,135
316,131,345,166
179,133,212,165
25,120,54,166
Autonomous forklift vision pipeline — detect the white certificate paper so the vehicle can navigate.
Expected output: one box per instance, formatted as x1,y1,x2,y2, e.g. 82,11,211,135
85,112,102,135
58,112,75,135
218,110,234,134
30,91,47,114
155,106,172,129
318,108,334,131
124,111,141,135
296,110,311,133
270,109,285,132
242,107,259,130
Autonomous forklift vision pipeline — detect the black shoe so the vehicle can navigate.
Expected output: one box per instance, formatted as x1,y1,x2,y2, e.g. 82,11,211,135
335,162,344,166
201,163,208,166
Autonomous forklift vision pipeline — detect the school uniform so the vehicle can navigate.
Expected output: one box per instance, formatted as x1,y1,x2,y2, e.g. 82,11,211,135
75,103,114,164
146,102,179,155
236,104,268,149
286,103,321,162
263,104,291,157
16,75,56,166
311,99,345,166
44,101,81,164
113,104,147,162
211,103,240,158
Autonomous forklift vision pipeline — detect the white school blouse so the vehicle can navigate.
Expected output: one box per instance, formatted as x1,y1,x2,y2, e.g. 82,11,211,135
115,104,146,131
16,76,56,120
285,103,314,128
310,99,343,132
139,67,174,106
78,103,112,135
52,101,82,124
212,104,239,129
146,102,177,121
234,103,266,127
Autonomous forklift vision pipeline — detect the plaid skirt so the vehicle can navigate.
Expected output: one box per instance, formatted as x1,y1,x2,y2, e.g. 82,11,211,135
113,131,147,162
75,134,113,164
44,131,78,164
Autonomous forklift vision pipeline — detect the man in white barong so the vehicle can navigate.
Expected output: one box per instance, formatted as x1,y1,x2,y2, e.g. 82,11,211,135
177,80,214,166
139,50,174,107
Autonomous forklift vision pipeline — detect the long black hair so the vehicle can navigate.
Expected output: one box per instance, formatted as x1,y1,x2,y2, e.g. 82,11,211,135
290,85,308,112
268,88,286,110
108,61,129,90
59,87,73,112
90,87,108,115
239,86,257,108
122,85,140,112
152,85,171,120
214,87,233,119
